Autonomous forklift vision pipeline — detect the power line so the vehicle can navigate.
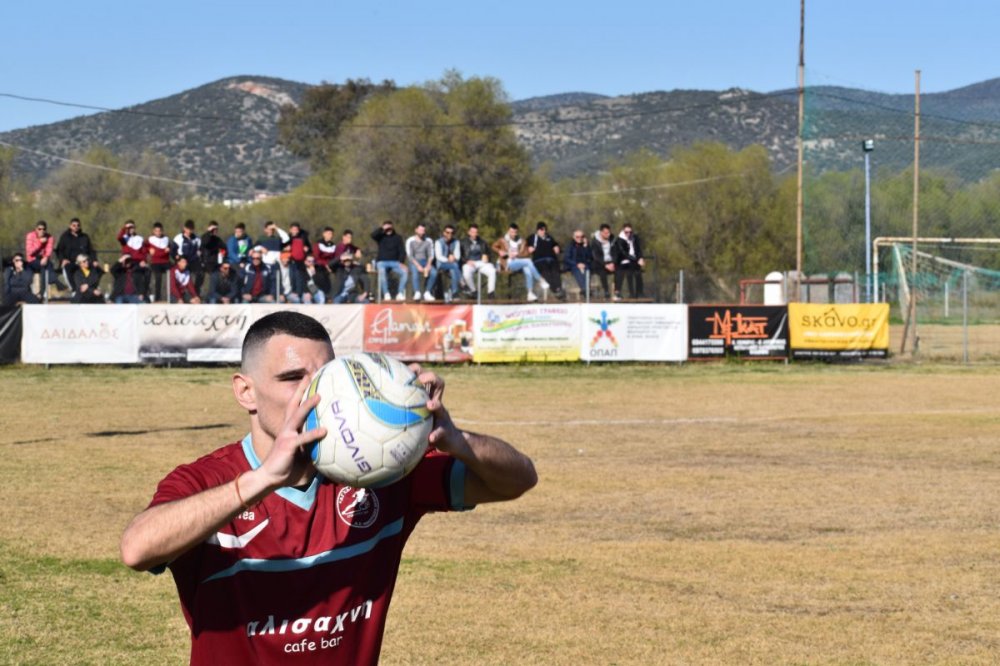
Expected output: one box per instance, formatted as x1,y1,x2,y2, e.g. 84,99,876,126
0,92,239,123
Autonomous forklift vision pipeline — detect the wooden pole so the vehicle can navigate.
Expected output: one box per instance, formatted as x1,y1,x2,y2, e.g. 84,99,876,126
795,0,805,301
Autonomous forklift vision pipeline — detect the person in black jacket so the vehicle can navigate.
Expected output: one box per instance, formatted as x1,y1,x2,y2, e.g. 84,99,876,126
55,217,94,287
527,221,563,299
331,253,370,303
200,221,227,287
70,254,105,303
563,229,591,295
590,224,616,300
3,253,39,305
370,220,408,301
111,255,149,304
206,261,240,304
611,223,645,299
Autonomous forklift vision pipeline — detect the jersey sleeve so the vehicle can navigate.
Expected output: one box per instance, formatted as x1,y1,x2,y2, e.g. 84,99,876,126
407,450,475,513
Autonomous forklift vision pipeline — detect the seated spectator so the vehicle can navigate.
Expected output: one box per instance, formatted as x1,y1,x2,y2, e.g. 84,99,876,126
299,255,330,304
111,255,148,304
492,223,548,302
590,224,616,300
406,223,437,301
3,253,39,305
612,223,645,299
434,225,462,302
25,220,60,296
275,251,301,304
206,261,240,304
226,223,253,268
239,250,275,303
147,222,172,302
527,221,563,299
331,253,370,304
371,220,408,301
460,224,496,299
169,256,202,304
71,254,105,304
117,219,147,263
313,226,339,271
564,229,591,295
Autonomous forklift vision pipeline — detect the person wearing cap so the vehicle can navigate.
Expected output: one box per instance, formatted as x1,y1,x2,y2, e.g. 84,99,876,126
371,220,408,301
70,254,105,304
527,221,564,300
331,252,370,304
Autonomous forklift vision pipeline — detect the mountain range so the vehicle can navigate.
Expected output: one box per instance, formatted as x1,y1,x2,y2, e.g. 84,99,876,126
2,75,998,197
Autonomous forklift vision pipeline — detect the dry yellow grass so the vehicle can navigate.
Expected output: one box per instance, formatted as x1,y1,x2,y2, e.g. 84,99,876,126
2,362,1000,664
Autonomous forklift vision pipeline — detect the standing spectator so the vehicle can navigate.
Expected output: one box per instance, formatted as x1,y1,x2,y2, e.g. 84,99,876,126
527,221,563,299
110,255,148,304
332,229,362,267
612,223,645,299
200,221,227,285
492,223,548,302
434,225,462,302
371,220,408,301
406,222,437,302
169,256,201,304
298,255,329,304
146,222,172,302
55,217,94,287
331,252,370,304
258,221,289,267
239,250,275,303
590,224,616,300
25,220,58,296
3,253,39,305
206,262,240,304
117,220,147,263
460,224,496,299
71,255,105,303
172,220,204,296
226,223,253,267
313,226,339,271
275,251,301,304
564,229,591,295
286,222,312,271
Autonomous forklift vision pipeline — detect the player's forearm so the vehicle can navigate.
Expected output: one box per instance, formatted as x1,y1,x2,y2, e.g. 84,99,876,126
120,468,277,571
452,431,537,502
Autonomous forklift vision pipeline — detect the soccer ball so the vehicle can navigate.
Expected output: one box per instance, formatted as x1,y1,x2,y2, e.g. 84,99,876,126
303,352,433,488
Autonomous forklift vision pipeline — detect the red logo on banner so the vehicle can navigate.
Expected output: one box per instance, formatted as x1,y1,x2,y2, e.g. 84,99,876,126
363,305,473,362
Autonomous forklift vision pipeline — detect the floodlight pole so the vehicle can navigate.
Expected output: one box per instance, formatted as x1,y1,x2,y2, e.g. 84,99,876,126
863,140,874,302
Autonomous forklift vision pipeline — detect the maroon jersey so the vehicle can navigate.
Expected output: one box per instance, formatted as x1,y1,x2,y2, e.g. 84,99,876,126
150,435,470,665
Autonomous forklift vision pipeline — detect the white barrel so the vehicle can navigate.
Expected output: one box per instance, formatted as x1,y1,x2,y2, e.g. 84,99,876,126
763,271,785,305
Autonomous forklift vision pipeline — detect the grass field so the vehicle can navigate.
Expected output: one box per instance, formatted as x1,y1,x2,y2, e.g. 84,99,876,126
2,362,1000,664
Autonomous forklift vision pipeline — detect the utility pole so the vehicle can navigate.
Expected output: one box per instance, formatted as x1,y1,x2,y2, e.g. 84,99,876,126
795,0,805,301
900,70,921,355
863,139,874,302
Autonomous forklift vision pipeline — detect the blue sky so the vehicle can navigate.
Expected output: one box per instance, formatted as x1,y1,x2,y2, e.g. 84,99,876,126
1,0,997,132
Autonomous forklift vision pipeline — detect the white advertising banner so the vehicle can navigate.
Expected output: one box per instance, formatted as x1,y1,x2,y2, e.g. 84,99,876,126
138,304,252,363
251,305,364,358
472,304,581,362
22,304,139,364
580,304,688,362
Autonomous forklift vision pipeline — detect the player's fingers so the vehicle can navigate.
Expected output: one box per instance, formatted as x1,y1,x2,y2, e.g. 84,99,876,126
284,374,314,421
418,370,445,402
287,393,322,433
296,426,327,447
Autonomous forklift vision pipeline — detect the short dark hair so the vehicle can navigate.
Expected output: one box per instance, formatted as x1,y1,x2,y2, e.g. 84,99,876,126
290,222,302,231
36,220,47,230
536,221,547,230
70,217,81,225
444,224,456,232
153,222,163,230
600,223,611,232
184,219,195,230
342,229,353,236
509,223,519,231
264,220,275,228
241,312,333,372
468,223,478,230
235,223,246,231
323,226,335,233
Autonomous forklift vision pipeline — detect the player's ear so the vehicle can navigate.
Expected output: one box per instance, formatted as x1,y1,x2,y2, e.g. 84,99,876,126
232,372,257,412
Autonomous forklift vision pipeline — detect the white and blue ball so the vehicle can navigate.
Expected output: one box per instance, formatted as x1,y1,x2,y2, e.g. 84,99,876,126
303,353,433,488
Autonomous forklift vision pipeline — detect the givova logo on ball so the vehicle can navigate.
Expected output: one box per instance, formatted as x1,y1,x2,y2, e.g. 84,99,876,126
344,358,430,429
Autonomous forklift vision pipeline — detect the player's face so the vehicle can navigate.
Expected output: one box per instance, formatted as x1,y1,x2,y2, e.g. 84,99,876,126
249,334,333,440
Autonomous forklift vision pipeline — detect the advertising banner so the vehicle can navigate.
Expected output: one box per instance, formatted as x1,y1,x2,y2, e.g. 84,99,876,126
0,306,22,364
22,304,139,364
253,304,364,358
788,303,889,359
688,305,789,359
363,304,473,362
473,304,581,363
581,304,687,362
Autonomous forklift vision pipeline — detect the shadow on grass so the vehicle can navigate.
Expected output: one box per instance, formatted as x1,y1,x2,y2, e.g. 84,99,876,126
86,423,232,438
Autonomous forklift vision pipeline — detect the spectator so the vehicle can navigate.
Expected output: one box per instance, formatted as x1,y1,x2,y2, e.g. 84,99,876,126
200,221,227,283
460,224,496,299
169,256,202,304
71,254,105,304
332,229,362,268
55,217,94,286
258,221,289,267
147,222,172,302
117,219,147,263
25,220,58,296
286,222,312,270
313,226,339,271
492,223,548,302
226,223,253,267
434,224,462,302
205,261,240,304
3,253,39,305
612,223,645,299
371,220,408,301
564,229,591,295
299,255,329,304
527,221,563,299
110,255,148,304
406,223,437,302
275,251,301,304
331,252,370,304
239,250,275,303
590,224,616,300
172,220,204,295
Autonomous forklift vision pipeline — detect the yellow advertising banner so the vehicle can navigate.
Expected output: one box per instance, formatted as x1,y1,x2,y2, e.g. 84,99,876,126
788,303,890,359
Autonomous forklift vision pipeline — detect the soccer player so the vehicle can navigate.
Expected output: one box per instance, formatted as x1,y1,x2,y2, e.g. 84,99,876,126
120,312,537,665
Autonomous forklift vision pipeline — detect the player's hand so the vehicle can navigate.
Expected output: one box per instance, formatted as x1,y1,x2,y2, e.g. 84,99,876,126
409,364,466,456
258,375,327,489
